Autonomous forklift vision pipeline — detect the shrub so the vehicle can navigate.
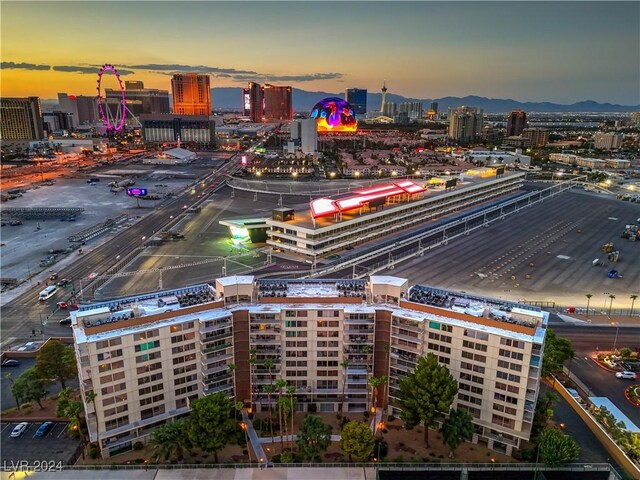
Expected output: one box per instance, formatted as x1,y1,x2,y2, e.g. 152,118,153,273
20,402,31,409
2,407,18,415
133,441,144,451
387,415,396,422
374,440,388,459
363,410,370,420
134,458,145,464
242,449,248,455
22,407,31,415
280,450,293,463
620,347,632,358
88,447,100,459
271,454,282,463
392,456,404,463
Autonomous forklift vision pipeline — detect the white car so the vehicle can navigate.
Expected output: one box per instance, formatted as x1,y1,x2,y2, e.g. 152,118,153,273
615,371,638,380
10,422,28,438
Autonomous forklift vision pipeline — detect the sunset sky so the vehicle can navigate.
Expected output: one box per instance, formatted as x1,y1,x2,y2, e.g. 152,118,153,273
1,1,639,104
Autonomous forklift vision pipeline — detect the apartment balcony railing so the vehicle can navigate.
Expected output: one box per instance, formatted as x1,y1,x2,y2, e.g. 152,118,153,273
201,352,233,366
200,321,232,334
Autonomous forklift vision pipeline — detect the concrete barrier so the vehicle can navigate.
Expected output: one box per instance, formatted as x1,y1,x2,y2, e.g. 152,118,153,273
552,377,640,479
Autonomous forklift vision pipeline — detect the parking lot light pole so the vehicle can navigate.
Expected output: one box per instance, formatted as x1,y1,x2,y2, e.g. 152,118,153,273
611,321,620,353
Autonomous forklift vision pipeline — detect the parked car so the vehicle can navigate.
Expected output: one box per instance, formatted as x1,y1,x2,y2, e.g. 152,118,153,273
59,316,72,326
615,371,638,380
1,359,20,367
10,422,29,438
35,422,54,437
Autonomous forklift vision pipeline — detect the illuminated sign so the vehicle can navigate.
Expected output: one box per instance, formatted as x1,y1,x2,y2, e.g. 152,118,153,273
241,156,248,166
127,188,148,197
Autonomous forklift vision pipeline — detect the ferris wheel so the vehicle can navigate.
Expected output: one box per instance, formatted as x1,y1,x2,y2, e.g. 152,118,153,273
96,64,126,132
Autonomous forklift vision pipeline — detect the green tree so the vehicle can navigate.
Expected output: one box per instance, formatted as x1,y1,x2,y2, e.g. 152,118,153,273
4,373,22,409
539,427,580,466
56,387,87,458
35,339,77,389
149,419,190,463
186,393,235,463
296,414,332,461
542,330,574,377
531,391,559,441
619,347,632,358
339,421,375,461
368,376,387,412
11,368,48,409
440,408,474,455
396,353,458,447
85,390,101,458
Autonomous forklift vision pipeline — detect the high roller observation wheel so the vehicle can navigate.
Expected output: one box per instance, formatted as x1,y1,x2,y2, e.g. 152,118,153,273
96,64,126,132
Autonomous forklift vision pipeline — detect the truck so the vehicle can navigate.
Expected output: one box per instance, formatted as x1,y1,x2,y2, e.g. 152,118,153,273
38,285,57,301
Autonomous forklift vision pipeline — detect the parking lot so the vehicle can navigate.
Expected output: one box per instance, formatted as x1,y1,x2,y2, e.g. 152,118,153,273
0,421,80,466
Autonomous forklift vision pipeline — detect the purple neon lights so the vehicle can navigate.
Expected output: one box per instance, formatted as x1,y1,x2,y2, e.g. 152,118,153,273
96,64,126,132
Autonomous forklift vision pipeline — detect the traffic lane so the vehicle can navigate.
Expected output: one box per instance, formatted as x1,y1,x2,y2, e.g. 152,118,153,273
550,326,640,353
568,352,640,423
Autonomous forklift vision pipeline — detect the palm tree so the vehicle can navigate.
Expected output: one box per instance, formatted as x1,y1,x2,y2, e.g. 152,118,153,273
585,294,593,318
608,294,616,315
148,420,188,463
263,384,276,441
275,378,287,453
286,385,296,452
339,359,349,425
382,344,390,410
248,350,257,412
85,390,101,458
630,295,638,317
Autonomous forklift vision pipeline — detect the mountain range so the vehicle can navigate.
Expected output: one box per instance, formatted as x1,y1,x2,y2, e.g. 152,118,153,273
211,87,639,114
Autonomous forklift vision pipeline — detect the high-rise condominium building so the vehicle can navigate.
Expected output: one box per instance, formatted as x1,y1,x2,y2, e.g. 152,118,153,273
521,128,549,147
399,102,423,120
0,97,44,140
248,82,263,122
448,106,483,143
345,88,367,115
72,275,545,458
506,110,527,137
171,74,211,115
58,93,100,127
290,118,318,154
383,101,397,118
593,132,624,150
263,84,293,121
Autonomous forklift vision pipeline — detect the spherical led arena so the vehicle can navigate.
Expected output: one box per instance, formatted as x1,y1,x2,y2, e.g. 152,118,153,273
310,97,357,132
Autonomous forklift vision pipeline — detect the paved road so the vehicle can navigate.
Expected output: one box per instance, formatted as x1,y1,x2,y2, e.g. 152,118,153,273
549,325,640,424
0,152,244,347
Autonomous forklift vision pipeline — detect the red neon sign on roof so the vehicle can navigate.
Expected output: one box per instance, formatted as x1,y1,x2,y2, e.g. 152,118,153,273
309,180,426,218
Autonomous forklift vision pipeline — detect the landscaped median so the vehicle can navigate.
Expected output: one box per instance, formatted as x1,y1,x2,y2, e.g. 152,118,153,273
624,385,640,408
551,376,640,479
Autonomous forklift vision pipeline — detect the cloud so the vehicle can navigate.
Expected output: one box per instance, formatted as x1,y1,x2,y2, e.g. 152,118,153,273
52,65,134,75
126,63,258,75
126,63,343,83
1,61,50,71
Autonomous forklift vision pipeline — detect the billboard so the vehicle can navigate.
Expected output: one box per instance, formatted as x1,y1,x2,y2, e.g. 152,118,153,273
496,166,506,176
445,179,457,189
127,188,148,197
242,87,251,116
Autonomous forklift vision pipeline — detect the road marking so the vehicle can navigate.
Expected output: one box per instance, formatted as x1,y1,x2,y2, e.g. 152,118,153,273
0,423,11,434
57,423,68,438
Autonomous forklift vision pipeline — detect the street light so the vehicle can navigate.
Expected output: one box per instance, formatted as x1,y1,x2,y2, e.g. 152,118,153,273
611,321,620,353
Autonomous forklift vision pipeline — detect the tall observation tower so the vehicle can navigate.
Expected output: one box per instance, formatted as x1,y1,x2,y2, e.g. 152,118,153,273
380,81,388,112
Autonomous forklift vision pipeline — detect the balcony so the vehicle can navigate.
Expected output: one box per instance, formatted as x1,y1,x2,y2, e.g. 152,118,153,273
249,316,279,324
484,431,519,448
344,316,374,324
391,319,424,333
344,327,374,335
203,342,232,354
250,336,281,345
203,373,232,385
345,335,373,344
200,330,233,344
202,363,230,376
201,352,233,365
391,330,421,344
203,383,233,395
200,320,232,334
346,377,368,385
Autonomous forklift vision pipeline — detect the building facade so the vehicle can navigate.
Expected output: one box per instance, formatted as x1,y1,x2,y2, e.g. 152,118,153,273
58,93,100,127
1,97,44,140
521,128,549,147
140,114,216,146
506,110,527,137
263,172,524,257
263,84,293,121
399,102,423,120
72,276,546,458
171,74,211,115
593,132,624,150
345,88,367,115
106,81,170,116
448,106,483,143
290,118,318,154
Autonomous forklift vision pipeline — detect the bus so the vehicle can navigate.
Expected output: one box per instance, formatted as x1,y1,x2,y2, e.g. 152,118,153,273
39,286,57,301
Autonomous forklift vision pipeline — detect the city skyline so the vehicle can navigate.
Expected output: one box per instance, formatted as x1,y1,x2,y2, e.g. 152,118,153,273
1,1,639,105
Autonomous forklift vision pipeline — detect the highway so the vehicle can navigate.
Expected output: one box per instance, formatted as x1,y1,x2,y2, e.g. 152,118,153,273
0,152,243,347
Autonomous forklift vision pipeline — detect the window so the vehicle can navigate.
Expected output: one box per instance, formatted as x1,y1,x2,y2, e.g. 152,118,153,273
494,392,518,405
140,394,164,407
317,370,338,377
97,349,123,361
139,383,163,396
173,353,196,365
174,374,198,386
317,360,339,367
501,338,524,349
428,332,452,343
317,351,338,358
171,343,196,355
493,403,517,416
464,329,489,341
170,321,194,333
98,360,124,372
136,351,161,363
96,338,122,350
492,414,515,429
101,382,126,396
285,321,306,328
460,372,484,385
460,383,483,395
285,351,307,358
141,405,165,420
105,415,129,431
458,392,482,405
286,341,308,347
173,363,197,375
175,384,198,396
462,340,488,352
461,351,486,363
171,332,196,344
134,329,159,341
135,340,160,352
317,380,338,390
137,362,162,375
461,362,485,374
317,320,339,328
429,321,441,330
317,331,339,338
104,404,129,418
138,372,163,385
100,371,125,384
102,394,127,407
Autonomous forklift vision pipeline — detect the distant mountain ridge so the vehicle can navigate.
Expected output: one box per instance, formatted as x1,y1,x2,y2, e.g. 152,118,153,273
210,87,639,113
